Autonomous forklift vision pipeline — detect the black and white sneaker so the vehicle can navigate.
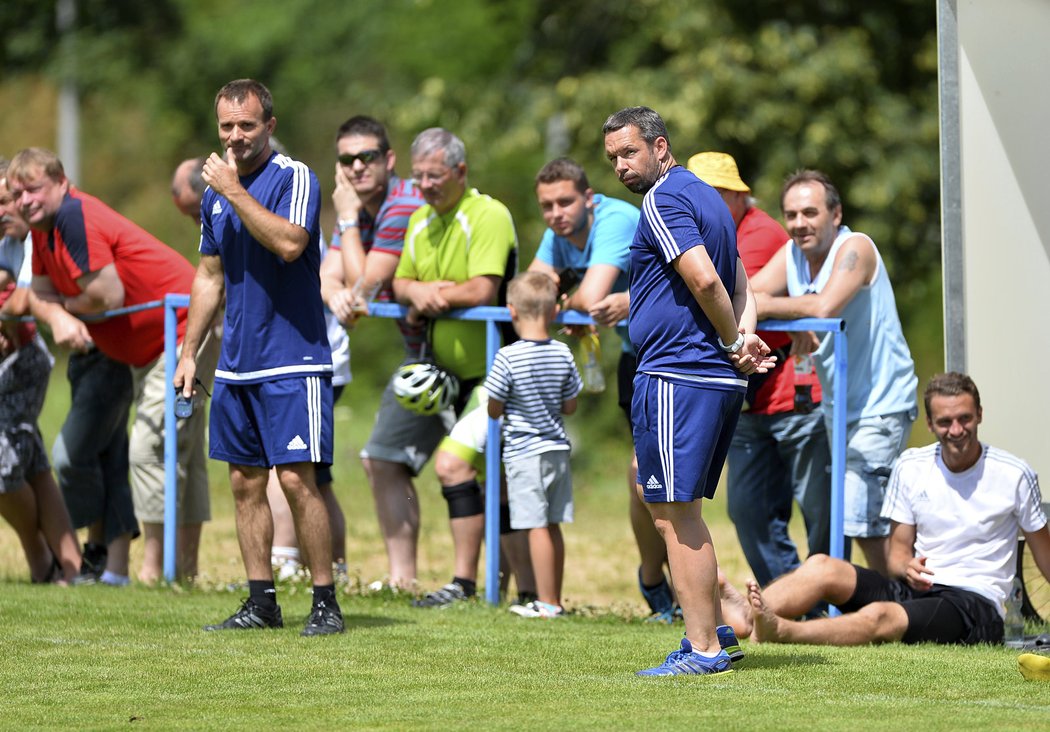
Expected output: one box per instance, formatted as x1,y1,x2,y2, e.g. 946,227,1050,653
412,582,470,608
203,598,284,631
301,600,344,637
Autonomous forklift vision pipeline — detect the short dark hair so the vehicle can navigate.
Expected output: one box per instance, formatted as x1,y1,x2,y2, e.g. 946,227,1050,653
781,169,842,213
535,157,589,193
214,79,274,121
335,115,390,153
924,372,982,416
602,106,671,150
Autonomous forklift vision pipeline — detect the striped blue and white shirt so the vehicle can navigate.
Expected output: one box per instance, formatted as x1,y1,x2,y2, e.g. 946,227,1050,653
628,166,744,391
483,338,582,462
200,151,332,384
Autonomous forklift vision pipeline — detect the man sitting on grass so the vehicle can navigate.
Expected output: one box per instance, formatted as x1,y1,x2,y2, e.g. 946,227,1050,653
744,372,1050,646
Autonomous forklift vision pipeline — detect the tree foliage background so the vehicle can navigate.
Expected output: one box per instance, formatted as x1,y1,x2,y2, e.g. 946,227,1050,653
1,0,944,443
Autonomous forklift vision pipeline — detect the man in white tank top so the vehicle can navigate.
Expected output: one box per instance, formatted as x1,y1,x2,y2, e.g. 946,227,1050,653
750,170,917,576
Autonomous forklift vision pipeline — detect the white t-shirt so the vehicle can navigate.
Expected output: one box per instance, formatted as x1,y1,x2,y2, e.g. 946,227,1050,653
319,234,351,387
882,443,1046,612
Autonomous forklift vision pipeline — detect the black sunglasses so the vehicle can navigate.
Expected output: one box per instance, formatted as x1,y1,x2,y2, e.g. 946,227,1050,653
338,149,383,166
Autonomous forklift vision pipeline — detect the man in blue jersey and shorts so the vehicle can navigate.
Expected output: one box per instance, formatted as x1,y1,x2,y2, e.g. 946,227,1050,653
175,79,343,636
603,106,773,675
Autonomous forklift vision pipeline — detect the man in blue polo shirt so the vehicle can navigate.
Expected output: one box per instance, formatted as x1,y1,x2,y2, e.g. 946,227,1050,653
603,106,772,676
175,78,343,636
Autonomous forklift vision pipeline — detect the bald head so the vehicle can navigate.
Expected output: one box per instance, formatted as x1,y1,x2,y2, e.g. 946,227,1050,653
172,157,206,224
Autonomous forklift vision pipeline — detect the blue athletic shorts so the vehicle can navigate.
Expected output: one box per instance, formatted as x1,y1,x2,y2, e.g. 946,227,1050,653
632,372,743,503
209,376,333,468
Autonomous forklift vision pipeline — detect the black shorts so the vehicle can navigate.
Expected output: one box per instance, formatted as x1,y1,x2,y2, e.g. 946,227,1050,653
842,565,1004,645
617,351,636,432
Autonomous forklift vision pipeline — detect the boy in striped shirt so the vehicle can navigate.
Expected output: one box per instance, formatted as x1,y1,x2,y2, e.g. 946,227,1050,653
485,272,582,618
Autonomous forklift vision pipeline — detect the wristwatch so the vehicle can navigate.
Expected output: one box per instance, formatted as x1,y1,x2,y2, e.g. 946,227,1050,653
718,332,746,353
336,218,358,234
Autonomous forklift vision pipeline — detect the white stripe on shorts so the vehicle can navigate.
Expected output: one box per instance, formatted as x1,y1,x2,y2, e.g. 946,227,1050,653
307,376,321,463
658,378,674,502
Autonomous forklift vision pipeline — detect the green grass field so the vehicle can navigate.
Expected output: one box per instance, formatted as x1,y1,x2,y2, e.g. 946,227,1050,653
2,325,1049,729
1,585,1047,730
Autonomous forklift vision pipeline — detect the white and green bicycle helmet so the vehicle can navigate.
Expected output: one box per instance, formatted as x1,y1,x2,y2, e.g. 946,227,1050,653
391,362,459,415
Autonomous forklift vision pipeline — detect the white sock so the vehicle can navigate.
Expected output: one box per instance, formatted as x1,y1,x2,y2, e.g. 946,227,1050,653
271,547,300,566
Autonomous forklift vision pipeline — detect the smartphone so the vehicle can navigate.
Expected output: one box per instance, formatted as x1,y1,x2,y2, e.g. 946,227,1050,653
174,390,193,419
557,268,581,297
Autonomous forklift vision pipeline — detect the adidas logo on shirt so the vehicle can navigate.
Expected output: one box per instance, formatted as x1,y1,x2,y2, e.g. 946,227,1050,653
286,435,308,451
212,200,223,215
646,475,663,492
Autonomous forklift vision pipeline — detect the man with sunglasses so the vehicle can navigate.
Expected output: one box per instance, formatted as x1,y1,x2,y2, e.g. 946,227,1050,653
317,116,430,590
324,116,423,340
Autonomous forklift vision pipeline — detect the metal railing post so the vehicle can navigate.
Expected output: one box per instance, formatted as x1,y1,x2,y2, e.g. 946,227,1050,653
162,294,190,582
830,328,849,564
754,318,848,563
483,320,502,605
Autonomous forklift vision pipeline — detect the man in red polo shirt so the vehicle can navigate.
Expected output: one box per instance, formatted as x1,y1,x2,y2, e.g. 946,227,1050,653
9,147,218,584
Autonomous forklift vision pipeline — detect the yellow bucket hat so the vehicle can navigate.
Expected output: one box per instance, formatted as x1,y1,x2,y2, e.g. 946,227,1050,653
686,152,750,193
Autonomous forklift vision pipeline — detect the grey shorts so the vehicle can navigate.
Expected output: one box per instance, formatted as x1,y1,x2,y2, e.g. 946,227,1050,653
0,427,50,494
505,450,573,530
360,380,456,476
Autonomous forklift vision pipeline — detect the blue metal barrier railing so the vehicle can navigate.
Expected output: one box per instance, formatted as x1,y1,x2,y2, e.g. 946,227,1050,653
155,298,848,593
163,294,191,581
17,294,848,591
5,296,192,582
361,303,848,606
756,319,849,568
367,302,596,605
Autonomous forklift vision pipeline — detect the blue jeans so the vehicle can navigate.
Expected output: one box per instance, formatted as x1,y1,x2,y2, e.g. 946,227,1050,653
726,409,830,586
52,348,137,544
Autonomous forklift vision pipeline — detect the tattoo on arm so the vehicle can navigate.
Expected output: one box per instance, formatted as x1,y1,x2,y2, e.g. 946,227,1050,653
838,250,859,272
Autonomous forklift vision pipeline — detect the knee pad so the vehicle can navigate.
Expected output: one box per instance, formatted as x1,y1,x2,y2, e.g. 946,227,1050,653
441,480,484,519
